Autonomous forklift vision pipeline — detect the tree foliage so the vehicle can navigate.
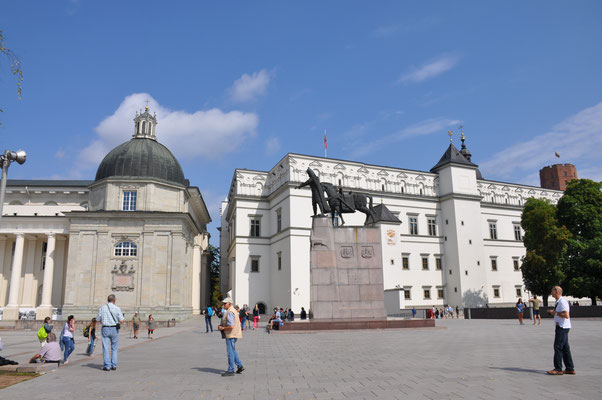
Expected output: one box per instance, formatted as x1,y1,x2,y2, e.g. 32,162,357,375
520,197,570,306
207,244,223,307
556,179,602,303
0,30,23,125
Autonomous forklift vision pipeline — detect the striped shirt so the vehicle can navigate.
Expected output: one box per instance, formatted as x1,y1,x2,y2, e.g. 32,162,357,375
97,303,124,327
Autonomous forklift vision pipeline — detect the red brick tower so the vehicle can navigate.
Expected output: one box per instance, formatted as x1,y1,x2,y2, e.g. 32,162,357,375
539,164,578,191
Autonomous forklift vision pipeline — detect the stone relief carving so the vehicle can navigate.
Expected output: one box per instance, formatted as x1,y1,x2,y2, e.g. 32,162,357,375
340,246,354,258
111,260,135,292
361,246,374,259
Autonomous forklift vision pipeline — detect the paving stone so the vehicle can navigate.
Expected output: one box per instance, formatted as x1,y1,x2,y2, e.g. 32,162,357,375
0,318,600,399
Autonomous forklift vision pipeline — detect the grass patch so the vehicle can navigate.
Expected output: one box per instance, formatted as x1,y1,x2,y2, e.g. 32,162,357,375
0,371,39,389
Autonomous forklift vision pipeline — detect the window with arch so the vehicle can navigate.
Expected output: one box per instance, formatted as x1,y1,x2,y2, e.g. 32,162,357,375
141,121,146,134
114,241,137,257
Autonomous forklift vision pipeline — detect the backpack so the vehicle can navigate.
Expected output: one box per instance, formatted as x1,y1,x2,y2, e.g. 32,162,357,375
83,324,90,338
207,307,213,317
37,326,48,341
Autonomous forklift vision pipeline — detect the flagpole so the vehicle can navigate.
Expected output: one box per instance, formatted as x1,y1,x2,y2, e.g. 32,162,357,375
324,129,327,158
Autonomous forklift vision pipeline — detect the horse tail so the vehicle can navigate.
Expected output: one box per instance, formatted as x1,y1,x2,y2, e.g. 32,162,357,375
368,196,373,209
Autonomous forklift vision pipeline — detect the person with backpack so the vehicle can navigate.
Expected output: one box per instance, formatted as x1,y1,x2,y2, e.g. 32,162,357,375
97,293,124,371
37,317,53,348
84,318,97,356
205,305,214,333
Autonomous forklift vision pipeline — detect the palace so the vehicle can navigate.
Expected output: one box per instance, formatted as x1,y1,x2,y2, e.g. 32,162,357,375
0,107,211,321
219,136,563,313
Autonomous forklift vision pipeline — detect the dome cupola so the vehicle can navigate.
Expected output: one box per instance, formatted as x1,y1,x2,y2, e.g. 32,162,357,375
94,107,187,186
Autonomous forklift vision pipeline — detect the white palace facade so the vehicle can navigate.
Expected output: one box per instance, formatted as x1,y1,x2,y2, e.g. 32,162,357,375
220,138,563,313
0,107,211,321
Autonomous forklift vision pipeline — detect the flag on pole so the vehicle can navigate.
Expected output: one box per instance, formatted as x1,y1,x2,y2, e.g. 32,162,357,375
324,129,327,158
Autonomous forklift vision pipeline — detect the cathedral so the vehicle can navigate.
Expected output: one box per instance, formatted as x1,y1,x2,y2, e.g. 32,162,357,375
0,107,211,321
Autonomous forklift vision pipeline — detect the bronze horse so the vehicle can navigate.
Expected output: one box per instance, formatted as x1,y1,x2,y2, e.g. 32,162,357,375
321,182,375,226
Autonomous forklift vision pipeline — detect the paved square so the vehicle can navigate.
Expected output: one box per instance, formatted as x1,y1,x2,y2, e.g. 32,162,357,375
1,318,601,399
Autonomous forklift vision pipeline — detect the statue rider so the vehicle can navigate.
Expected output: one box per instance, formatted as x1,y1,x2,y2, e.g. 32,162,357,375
295,168,330,216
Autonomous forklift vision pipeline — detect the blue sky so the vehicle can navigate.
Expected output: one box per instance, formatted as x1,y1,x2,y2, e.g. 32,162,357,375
1,1,602,240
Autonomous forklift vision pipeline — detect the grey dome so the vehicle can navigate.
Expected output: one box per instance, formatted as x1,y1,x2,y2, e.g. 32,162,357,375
95,138,187,186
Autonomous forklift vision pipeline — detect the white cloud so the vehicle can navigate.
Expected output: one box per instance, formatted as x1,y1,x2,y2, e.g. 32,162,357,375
481,102,602,183
265,137,281,155
398,55,459,84
345,117,460,159
229,69,271,103
77,93,258,168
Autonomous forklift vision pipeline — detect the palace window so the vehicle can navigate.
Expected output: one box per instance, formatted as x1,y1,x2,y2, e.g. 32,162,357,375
276,209,282,233
277,252,282,271
423,288,431,299
435,257,442,270
251,258,260,273
402,255,410,270
422,256,429,270
250,218,261,237
491,257,498,271
122,191,137,211
437,288,444,299
513,258,520,271
513,224,522,241
427,218,437,236
489,221,497,240
404,288,411,300
493,287,500,298
114,241,137,257
409,216,418,235
516,287,522,297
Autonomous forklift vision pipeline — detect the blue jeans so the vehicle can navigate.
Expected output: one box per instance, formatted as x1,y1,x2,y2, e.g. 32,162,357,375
101,326,119,369
225,338,242,372
241,317,247,330
205,317,213,332
87,337,95,355
553,326,575,371
62,337,74,361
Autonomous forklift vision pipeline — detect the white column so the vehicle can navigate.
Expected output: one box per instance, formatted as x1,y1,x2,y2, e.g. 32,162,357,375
39,234,56,307
4,234,25,319
191,243,201,315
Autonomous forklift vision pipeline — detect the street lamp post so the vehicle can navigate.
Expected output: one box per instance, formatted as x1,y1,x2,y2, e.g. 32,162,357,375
0,149,27,225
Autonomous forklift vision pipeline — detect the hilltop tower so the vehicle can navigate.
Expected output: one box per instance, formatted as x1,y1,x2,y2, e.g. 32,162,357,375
539,164,577,191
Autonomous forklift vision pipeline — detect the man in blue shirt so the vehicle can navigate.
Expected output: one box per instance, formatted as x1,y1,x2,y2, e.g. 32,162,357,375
97,294,124,371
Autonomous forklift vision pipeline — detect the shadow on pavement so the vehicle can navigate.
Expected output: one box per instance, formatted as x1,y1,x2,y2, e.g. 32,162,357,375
489,367,546,374
192,367,224,375
80,363,104,370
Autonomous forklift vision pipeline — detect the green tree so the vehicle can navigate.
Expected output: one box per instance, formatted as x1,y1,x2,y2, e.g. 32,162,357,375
0,29,23,125
207,244,223,308
557,179,602,304
520,197,570,306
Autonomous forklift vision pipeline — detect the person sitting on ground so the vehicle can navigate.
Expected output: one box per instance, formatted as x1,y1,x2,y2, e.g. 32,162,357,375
30,333,61,364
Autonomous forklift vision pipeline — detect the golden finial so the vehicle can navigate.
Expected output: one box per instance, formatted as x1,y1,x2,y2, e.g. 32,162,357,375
145,105,149,111
448,130,453,143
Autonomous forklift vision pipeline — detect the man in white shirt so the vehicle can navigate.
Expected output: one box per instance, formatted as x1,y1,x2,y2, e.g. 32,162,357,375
547,286,575,375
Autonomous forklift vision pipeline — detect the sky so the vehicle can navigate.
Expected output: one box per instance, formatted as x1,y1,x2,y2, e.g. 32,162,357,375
1,1,602,241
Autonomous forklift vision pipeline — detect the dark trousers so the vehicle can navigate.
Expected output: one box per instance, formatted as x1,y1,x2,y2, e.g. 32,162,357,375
205,317,213,332
554,326,575,371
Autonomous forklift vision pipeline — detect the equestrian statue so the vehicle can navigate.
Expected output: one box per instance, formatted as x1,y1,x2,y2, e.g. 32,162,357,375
295,167,376,226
